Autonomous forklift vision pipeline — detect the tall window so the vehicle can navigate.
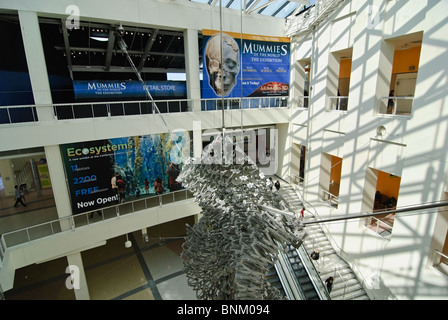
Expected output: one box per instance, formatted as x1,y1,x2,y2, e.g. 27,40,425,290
328,49,352,111
379,32,423,116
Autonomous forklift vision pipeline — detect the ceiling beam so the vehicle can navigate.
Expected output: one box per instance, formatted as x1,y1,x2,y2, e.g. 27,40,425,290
104,29,116,72
54,46,184,57
71,66,185,73
137,29,159,72
60,19,74,80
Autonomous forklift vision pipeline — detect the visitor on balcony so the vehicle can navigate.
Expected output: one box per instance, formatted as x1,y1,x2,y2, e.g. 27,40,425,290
154,177,165,195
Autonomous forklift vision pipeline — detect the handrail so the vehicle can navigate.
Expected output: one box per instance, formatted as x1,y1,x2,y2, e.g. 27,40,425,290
431,250,448,278
275,247,306,300
379,96,414,116
328,96,349,111
321,189,339,207
0,189,194,259
329,263,355,300
285,0,344,36
296,245,331,300
293,185,370,297
0,96,289,125
272,263,292,300
292,96,309,109
368,215,393,239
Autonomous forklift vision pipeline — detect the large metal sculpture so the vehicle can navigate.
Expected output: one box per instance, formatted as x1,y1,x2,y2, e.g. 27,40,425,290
178,134,307,300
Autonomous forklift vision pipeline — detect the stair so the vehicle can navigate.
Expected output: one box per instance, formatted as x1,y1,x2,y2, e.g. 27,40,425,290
277,180,370,300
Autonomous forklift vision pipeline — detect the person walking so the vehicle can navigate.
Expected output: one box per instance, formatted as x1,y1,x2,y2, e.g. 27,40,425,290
274,180,280,191
310,249,320,261
325,276,334,294
144,178,150,194
13,185,27,207
116,175,126,203
300,207,305,220
154,177,165,195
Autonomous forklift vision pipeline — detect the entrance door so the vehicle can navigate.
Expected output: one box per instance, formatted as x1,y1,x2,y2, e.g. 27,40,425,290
394,73,417,114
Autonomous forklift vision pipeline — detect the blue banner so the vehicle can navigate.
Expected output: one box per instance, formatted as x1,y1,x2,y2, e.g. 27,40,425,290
73,80,187,100
202,30,290,99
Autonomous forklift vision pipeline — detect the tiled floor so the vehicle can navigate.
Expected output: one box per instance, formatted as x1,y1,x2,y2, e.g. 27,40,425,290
4,224,197,300
0,184,197,300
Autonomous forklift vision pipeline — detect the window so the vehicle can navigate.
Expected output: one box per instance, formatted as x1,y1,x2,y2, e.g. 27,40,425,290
379,32,423,116
327,49,352,111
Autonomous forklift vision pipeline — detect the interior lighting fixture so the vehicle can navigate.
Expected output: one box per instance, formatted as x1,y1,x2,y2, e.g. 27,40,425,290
90,31,109,42
124,234,132,248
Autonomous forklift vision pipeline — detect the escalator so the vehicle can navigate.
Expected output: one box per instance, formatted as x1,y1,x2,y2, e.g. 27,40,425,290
268,244,330,300
285,244,321,300
267,263,287,298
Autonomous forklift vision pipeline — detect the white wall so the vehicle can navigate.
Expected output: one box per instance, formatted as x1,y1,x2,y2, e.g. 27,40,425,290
288,0,448,299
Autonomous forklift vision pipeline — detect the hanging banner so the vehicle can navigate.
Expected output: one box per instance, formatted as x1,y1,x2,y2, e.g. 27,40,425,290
60,131,191,215
72,80,187,100
201,29,290,99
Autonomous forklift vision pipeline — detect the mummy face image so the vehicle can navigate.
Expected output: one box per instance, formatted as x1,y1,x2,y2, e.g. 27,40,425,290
205,33,240,96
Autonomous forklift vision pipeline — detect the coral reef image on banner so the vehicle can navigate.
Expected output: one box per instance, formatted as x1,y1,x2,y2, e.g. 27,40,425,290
59,131,192,215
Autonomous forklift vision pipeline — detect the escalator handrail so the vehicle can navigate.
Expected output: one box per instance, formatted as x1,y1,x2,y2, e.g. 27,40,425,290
275,249,307,300
296,245,331,300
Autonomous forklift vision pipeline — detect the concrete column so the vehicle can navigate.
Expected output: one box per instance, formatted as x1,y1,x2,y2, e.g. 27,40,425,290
374,39,395,115
18,11,54,122
44,145,73,230
193,120,203,159
184,29,201,112
288,42,300,108
0,160,16,196
66,252,90,300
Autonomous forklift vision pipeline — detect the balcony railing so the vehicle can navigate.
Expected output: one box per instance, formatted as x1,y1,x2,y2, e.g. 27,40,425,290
328,96,348,111
432,250,448,277
379,96,413,116
293,96,309,109
321,189,339,208
365,216,393,239
285,0,344,36
0,189,194,262
0,96,288,125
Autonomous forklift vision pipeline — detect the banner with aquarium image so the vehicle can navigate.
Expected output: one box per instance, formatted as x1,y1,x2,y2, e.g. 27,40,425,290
60,131,192,215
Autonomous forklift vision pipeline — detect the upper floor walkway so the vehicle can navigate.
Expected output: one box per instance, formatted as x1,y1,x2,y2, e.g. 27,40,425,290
0,187,199,291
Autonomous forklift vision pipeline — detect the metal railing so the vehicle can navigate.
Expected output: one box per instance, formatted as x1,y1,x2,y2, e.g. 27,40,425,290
285,0,344,36
431,250,448,277
202,96,288,111
296,245,331,300
0,96,289,125
366,215,393,239
275,248,307,300
379,96,414,116
321,189,339,208
292,96,309,109
0,189,194,260
328,96,349,111
294,185,370,299
291,173,305,186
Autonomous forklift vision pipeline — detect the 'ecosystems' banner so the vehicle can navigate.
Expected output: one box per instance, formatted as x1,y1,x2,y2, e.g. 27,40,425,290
73,80,187,99
202,29,290,99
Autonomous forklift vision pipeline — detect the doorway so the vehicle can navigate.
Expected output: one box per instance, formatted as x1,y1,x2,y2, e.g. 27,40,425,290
364,168,401,238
